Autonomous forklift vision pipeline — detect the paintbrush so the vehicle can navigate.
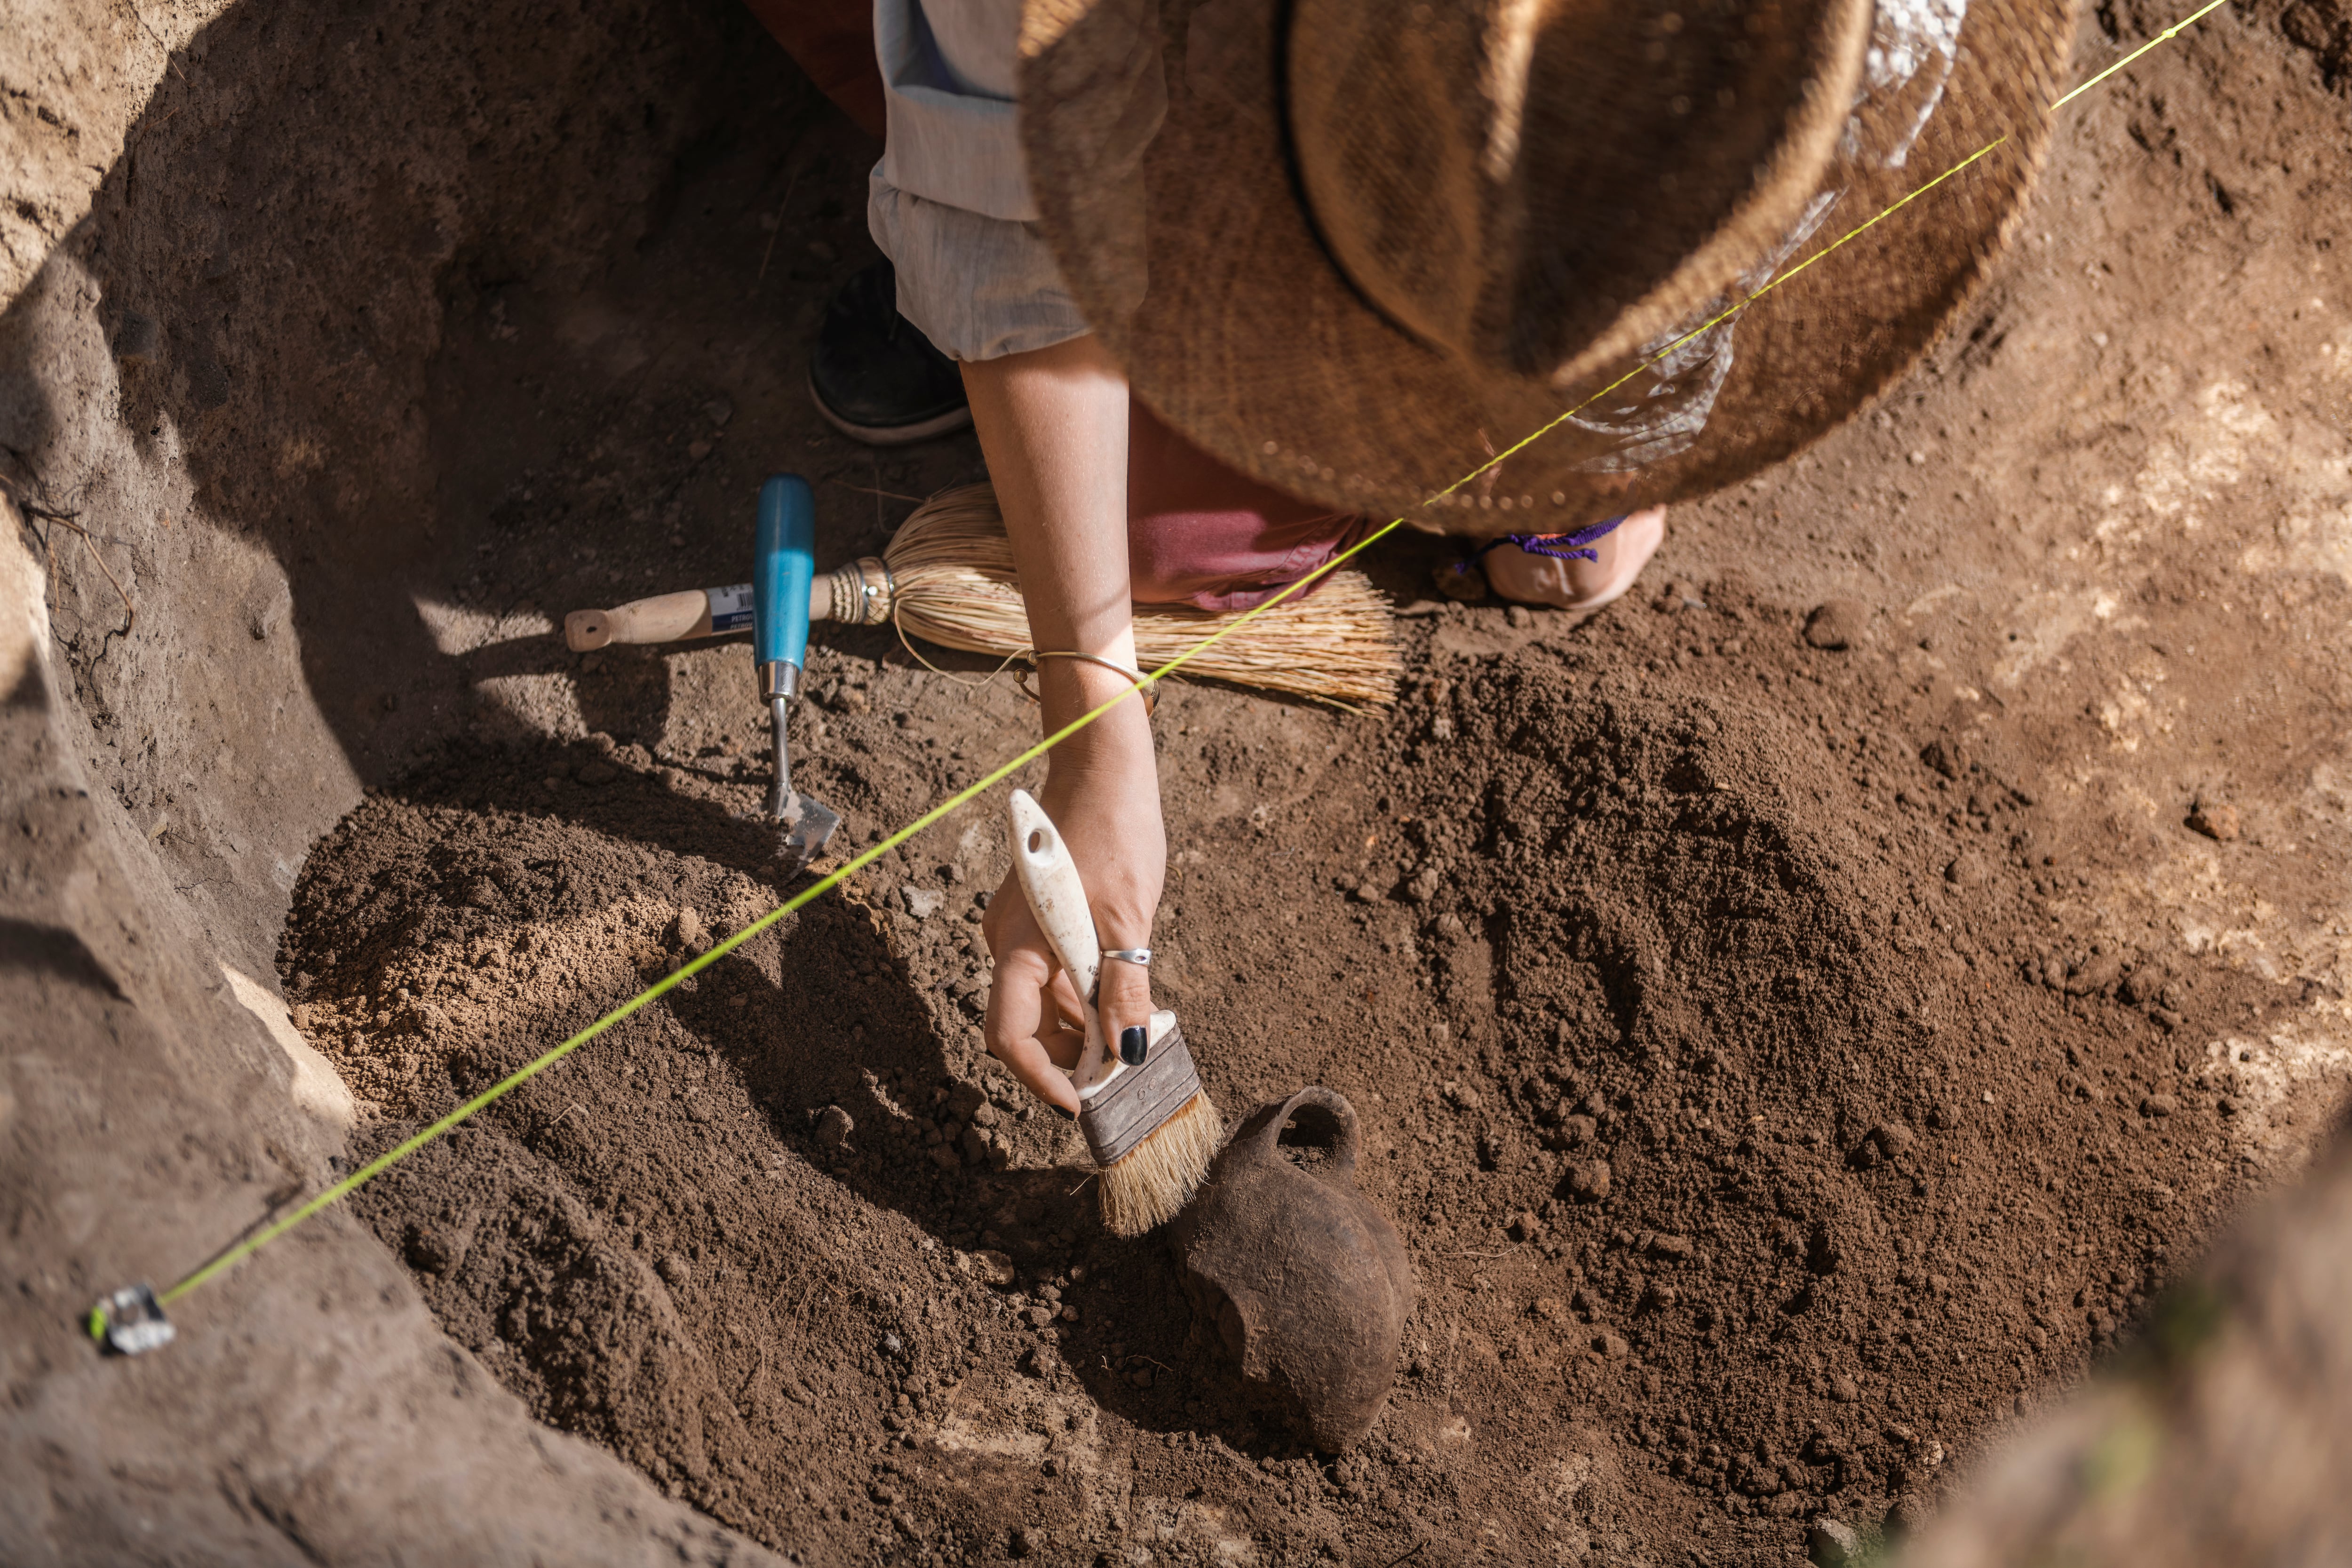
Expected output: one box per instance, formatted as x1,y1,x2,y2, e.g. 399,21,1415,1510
1007,788,1221,1236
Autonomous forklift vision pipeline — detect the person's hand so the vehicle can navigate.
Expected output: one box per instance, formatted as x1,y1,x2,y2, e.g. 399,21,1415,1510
980,674,1164,1114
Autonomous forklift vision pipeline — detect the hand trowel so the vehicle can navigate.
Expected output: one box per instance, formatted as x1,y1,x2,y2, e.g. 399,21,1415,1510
753,474,841,875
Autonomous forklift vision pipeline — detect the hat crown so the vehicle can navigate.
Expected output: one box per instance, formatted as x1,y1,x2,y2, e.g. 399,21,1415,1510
1286,0,1874,384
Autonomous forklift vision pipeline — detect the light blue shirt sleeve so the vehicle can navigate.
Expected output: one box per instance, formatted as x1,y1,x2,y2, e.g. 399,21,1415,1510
867,0,1090,361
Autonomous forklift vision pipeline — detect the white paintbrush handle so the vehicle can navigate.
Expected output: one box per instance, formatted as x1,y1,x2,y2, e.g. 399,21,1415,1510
1008,790,1100,1000
1008,789,1109,1086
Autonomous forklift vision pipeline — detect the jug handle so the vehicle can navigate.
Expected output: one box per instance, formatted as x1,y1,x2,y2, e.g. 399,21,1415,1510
1247,1086,1360,1178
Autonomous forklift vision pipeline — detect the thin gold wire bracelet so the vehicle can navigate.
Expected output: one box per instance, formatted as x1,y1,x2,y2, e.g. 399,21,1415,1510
1012,650,1160,718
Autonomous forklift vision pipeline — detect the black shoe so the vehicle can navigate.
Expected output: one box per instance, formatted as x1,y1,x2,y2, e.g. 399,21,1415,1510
809,260,973,446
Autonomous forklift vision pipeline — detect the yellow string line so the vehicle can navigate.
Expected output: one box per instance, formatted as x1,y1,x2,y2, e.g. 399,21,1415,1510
156,521,1402,1308
2053,0,2230,108
1437,0,2229,509
1436,135,2008,507
144,0,2223,1314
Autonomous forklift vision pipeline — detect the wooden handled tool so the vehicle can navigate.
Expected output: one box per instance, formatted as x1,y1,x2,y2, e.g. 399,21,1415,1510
564,559,895,652
564,586,750,651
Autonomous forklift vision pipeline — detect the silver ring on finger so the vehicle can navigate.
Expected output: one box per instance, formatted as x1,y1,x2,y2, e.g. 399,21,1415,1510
1101,947,1152,967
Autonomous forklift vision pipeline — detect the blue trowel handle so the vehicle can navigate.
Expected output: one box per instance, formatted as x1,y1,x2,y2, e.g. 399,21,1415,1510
755,474,815,697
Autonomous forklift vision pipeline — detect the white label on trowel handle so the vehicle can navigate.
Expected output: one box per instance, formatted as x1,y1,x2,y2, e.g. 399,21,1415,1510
707,583,755,635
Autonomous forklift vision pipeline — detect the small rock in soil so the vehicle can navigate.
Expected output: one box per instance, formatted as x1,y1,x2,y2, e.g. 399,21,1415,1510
959,1249,1017,1287
1808,1519,1867,1567
1803,599,1868,650
2141,1093,2177,1117
1568,1160,1612,1201
815,1105,854,1149
1828,1373,1860,1402
658,1255,691,1288
2066,951,2125,996
670,905,704,947
1888,1492,1932,1536
1921,738,1969,779
2187,799,2241,841
899,885,945,919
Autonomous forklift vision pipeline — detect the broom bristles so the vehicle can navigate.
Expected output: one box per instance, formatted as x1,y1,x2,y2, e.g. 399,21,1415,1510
885,484,1397,707
1095,1089,1222,1237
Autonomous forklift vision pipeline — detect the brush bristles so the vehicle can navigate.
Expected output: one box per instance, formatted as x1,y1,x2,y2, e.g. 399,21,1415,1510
1095,1090,1223,1237
885,485,1398,707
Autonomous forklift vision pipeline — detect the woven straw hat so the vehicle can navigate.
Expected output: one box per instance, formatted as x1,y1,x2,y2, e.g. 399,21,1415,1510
1017,0,2074,533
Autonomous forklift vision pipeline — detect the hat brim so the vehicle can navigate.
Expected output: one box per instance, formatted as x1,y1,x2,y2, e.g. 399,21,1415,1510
1020,0,2074,533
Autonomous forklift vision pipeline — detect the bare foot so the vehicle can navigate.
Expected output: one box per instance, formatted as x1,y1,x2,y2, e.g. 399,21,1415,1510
1480,507,1667,612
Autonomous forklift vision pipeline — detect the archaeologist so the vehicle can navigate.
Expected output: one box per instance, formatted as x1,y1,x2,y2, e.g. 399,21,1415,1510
806,0,2056,1111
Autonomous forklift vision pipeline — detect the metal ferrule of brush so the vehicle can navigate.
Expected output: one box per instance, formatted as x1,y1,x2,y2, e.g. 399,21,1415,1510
1077,1022,1203,1168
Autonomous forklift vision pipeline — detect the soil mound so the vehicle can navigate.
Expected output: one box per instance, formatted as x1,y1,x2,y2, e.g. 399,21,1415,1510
281,573,2271,1563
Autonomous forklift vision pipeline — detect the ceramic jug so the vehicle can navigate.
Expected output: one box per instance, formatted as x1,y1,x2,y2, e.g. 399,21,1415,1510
1175,1086,1414,1450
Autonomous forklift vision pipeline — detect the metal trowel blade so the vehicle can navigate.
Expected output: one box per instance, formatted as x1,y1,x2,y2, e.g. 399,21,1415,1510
775,791,842,875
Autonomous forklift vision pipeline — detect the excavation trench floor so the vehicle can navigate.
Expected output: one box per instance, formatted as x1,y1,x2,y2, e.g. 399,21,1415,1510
253,9,2352,1567
287,592,2301,1566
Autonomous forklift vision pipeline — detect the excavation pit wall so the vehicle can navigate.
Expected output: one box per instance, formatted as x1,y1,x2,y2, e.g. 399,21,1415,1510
8,0,2352,1563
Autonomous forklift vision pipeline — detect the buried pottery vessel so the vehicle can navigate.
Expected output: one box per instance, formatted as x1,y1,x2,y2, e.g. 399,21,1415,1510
1175,1087,1414,1449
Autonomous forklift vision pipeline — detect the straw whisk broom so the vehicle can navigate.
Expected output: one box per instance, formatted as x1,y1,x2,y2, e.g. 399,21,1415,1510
818,484,1398,706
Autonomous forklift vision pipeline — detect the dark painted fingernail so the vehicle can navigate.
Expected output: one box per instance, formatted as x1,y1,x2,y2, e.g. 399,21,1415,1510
1049,1103,1074,1121
1120,1024,1148,1067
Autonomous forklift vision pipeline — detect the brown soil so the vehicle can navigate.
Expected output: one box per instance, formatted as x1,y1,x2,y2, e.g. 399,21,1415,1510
12,0,2349,1559
204,0,2352,1564
280,556,2296,1565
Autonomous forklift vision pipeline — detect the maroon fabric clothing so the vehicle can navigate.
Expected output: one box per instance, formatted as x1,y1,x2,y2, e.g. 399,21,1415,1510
1127,403,1375,612
743,0,886,137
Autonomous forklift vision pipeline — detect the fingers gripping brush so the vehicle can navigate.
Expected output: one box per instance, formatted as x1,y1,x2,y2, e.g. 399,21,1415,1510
754,475,842,873
1008,789,1222,1236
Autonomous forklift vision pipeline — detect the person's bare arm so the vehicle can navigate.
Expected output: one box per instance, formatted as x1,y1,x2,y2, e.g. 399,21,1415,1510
964,334,1164,1114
